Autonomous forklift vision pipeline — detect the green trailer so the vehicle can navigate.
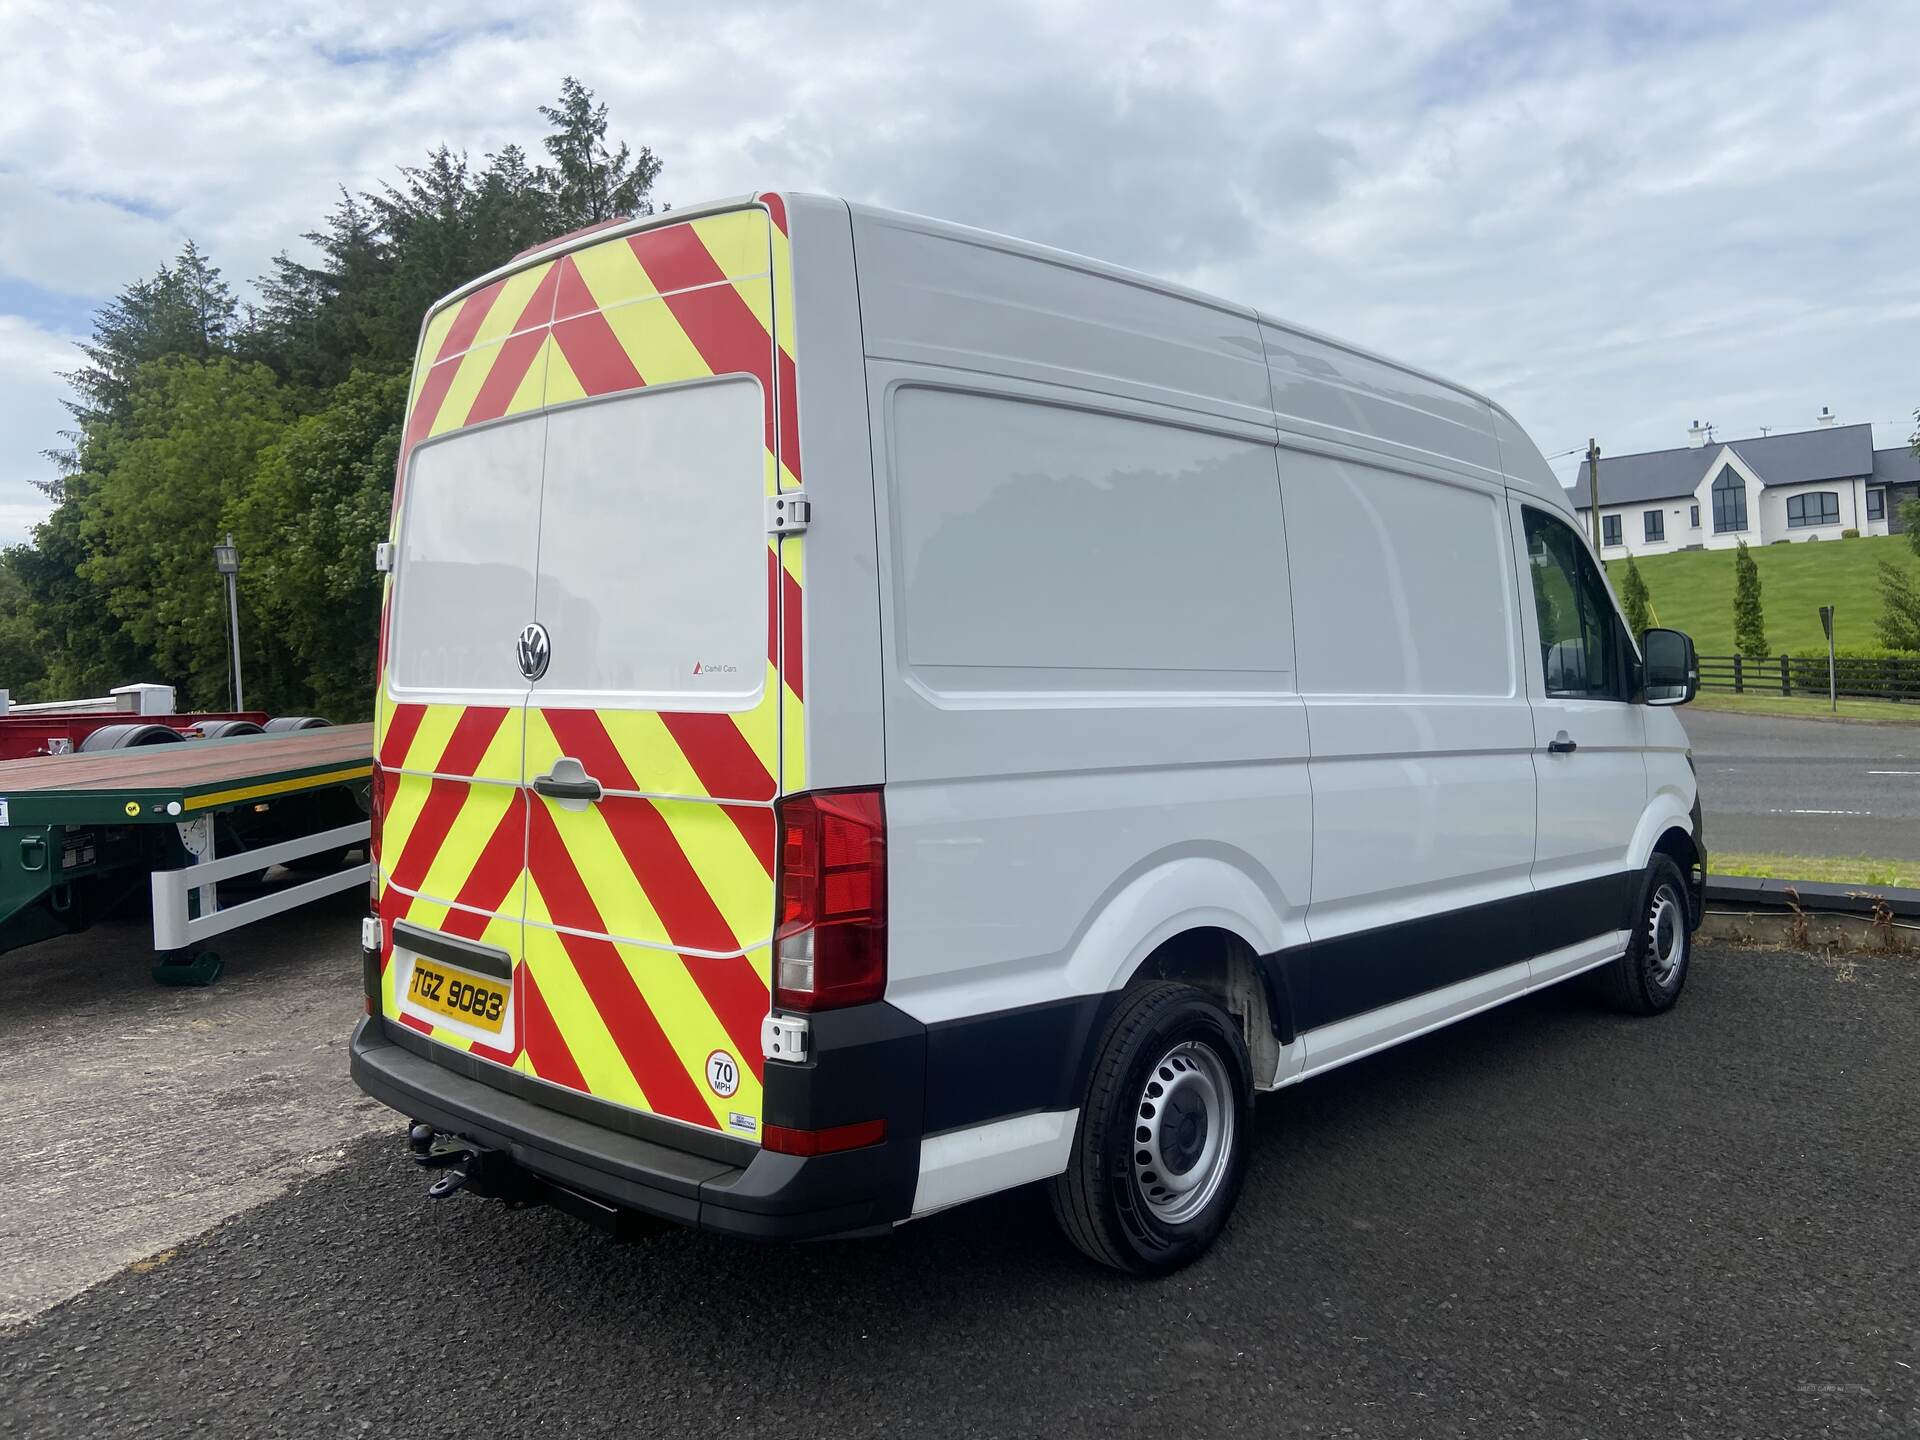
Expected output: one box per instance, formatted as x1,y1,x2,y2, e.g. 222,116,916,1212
0,724,373,982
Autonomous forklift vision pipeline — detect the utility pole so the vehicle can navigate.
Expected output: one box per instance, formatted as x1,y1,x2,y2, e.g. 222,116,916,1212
1587,438,1603,558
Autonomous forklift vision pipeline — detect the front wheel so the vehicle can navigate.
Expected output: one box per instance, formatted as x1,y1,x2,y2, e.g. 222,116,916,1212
1598,855,1694,1015
1050,982,1252,1274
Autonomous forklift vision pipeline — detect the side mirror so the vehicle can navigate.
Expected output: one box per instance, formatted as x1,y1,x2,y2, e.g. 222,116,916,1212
1641,627,1698,706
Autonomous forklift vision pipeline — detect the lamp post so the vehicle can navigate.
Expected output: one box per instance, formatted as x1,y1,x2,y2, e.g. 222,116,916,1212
213,534,244,712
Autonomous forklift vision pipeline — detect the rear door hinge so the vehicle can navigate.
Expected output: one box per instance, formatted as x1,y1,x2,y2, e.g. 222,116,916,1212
374,541,395,574
766,491,810,535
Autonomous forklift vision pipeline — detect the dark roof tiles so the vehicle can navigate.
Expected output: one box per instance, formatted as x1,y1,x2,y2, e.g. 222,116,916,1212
1568,422,1877,507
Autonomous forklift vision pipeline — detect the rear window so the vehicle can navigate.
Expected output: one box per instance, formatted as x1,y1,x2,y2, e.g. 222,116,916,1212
533,379,767,709
390,411,545,699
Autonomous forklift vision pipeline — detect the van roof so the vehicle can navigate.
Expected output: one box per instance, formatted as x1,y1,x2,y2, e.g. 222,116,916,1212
422,191,1571,515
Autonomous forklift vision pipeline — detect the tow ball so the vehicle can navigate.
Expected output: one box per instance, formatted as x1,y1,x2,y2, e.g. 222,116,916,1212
407,1123,496,1199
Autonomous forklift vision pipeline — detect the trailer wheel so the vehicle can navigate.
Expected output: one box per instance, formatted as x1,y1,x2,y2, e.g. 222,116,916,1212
194,719,265,740
263,716,331,732
79,723,185,751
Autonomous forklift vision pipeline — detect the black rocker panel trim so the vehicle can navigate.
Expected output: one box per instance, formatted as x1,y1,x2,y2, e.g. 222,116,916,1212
1276,871,1634,1034
921,872,1637,1136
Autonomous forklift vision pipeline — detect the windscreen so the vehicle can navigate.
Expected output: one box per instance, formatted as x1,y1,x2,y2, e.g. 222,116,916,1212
389,411,545,698
532,378,767,709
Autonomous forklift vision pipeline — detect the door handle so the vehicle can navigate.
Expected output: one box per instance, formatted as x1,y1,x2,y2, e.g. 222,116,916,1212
1546,732,1578,755
532,756,603,803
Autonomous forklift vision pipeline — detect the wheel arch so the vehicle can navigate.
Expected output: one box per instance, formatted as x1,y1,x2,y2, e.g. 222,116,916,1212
1056,853,1300,1091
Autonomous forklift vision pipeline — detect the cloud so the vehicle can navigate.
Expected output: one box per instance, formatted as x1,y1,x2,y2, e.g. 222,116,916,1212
0,0,1916,528
0,315,78,546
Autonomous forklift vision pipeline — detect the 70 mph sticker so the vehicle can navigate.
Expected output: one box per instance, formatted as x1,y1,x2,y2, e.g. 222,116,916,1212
706,1050,740,1099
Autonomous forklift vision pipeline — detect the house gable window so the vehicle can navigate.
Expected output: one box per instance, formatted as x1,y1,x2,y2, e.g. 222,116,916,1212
1711,467,1747,534
1644,509,1665,542
1786,491,1840,529
1602,514,1622,546
1867,489,1885,521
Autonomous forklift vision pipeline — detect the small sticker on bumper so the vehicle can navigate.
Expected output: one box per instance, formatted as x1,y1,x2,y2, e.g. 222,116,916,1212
727,1112,757,1134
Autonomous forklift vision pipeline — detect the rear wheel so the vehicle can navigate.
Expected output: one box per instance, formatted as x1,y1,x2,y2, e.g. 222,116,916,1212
1598,855,1693,1015
1050,982,1252,1274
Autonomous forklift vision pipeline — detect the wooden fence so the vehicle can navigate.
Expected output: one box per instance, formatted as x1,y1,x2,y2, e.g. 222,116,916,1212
1696,653,1920,702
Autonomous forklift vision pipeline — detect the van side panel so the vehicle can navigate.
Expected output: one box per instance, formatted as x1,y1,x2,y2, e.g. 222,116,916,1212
1279,449,1538,1031
1259,320,1507,488
781,194,885,791
851,209,1313,1125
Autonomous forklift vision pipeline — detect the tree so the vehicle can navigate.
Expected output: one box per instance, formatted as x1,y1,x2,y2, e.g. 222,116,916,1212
1902,411,1920,557
1619,553,1652,636
73,358,293,709
1733,539,1768,658
10,78,664,714
248,191,389,391
1878,561,1920,651
0,554,50,700
541,76,661,229
61,241,237,446
231,370,406,718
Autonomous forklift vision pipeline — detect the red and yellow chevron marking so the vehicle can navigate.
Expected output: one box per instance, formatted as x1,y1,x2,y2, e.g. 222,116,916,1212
369,198,806,1138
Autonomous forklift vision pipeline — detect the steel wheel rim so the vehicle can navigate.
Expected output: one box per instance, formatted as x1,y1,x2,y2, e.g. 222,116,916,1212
1648,885,1685,988
1131,1039,1235,1226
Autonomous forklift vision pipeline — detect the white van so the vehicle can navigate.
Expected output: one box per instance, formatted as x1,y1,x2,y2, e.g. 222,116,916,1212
351,192,1705,1273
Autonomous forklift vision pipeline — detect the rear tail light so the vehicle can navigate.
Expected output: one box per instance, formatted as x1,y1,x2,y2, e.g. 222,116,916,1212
773,788,885,1011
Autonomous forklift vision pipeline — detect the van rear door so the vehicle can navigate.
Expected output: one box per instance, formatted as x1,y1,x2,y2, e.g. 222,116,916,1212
519,209,790,1145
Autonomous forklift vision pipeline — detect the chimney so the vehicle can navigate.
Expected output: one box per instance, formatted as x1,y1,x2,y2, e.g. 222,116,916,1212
1686,419,1710,448
1816,405,1836,427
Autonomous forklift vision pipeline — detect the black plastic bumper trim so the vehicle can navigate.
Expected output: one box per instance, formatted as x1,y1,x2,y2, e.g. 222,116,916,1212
391,920,512,981
351,1015,919,1240
379,1016,752,1168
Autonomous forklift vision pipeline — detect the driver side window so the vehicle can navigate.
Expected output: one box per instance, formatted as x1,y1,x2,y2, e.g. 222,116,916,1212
1523,508,1628,701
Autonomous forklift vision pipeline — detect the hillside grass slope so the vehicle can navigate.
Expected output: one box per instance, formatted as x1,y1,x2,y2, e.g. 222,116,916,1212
1614,533,1911,654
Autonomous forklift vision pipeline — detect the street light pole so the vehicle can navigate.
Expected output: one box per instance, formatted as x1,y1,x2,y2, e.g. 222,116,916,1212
213,535,244,712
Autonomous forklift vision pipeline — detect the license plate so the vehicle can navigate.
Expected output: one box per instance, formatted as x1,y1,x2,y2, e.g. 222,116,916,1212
406,958,509,1035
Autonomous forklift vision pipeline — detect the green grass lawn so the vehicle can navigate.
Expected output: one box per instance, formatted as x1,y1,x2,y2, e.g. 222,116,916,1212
1687,690,1920,724
1615,533,1910,655
1711,851,1920,889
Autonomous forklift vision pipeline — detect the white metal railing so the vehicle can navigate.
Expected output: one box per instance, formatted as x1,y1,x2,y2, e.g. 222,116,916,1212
150,820,370,951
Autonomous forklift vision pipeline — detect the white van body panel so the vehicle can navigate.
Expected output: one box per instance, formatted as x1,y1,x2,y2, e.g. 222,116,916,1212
830,198,1697,1198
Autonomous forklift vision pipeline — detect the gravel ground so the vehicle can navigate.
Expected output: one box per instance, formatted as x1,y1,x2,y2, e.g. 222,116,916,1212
3,943,1916,1438
0,889,385,1327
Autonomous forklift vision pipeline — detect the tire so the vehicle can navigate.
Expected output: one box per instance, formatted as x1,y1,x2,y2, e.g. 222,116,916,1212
1598,855,1693,1016
1050,982,1253,1275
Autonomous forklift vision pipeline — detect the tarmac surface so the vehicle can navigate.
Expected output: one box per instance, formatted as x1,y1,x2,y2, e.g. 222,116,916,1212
3,936,1915,1438
1684,706,1920,863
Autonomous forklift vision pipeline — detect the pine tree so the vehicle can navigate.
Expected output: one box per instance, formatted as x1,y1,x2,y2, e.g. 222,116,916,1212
1620,553,1652,636
1733,539,1768,658
61,240,237,438
540,76,661,229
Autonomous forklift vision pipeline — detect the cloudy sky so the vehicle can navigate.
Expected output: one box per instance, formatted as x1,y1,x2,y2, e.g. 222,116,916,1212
1,0,1916,544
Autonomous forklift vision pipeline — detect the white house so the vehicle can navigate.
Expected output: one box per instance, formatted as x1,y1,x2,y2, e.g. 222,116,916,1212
1568,412,1918,560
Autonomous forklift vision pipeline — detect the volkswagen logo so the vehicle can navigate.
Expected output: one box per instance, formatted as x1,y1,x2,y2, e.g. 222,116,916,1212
516,622,551,681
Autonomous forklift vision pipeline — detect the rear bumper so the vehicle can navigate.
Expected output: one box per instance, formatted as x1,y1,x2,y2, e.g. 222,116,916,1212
349,1010,926,1241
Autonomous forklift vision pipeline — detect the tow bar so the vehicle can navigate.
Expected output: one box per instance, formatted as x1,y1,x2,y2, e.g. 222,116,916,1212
402,1121,669,1239
407,1123,501,1200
